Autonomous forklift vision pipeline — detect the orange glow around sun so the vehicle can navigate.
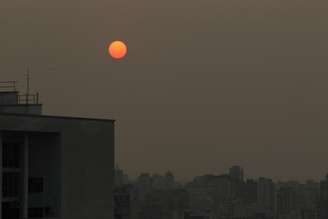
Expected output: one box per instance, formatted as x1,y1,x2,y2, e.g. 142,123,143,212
108,41,127,59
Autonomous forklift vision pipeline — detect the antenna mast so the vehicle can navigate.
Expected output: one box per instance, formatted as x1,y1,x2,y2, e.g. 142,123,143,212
25,68,30,105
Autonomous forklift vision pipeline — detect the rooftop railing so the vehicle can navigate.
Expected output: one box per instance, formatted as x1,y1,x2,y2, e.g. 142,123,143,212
0,81,17,91
18,93,40,105
0,81,39,104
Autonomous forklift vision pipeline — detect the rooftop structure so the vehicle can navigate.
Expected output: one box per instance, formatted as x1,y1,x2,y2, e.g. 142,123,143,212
0,81,41,115
0,82,115,219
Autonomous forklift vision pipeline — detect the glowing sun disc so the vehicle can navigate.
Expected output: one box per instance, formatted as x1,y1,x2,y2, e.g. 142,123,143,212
108,41,127,59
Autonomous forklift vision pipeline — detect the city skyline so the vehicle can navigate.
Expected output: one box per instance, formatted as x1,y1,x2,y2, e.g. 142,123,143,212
117,165,328,184
2,0,328,182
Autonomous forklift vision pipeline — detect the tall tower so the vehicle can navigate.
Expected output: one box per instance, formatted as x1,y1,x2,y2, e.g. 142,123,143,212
257,177,275,215
229,165,244,182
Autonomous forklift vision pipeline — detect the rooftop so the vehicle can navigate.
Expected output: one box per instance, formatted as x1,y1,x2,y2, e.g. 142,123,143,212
0,112,115,123
0,80,114,122
0,81,40,105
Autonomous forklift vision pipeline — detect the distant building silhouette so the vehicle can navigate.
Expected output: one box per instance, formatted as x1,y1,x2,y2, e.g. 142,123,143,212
115,165,129,187
0,82,114,219
320,175,328,219
121,169,325,219
276,186,298,219
257,177,275,218
229,165,244,182
183,209,211,219
243,179,258,203
114,185,135,219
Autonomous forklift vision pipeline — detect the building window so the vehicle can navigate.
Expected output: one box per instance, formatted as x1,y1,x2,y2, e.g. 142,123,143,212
2,173,20,198
2,142,20,168
44,206,54,217
28,177,44,193
28,207,44,218
2,201,20,219
28,207,53,218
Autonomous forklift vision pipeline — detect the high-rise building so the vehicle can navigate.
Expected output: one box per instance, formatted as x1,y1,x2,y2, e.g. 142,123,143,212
0,82,114,219
115,166,129,187
244,179,258,203
257,177,275,215
164,170,176,189
276,186,297,219
114,185,133,219
229,165,244,182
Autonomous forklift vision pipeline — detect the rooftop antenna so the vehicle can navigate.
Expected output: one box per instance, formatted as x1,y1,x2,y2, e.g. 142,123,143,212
25,68,30,105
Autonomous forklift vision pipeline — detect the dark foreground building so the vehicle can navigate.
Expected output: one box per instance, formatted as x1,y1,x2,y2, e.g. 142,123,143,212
0,82,114,219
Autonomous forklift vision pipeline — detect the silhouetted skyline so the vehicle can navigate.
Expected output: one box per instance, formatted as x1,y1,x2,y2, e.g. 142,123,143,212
1,0,328,182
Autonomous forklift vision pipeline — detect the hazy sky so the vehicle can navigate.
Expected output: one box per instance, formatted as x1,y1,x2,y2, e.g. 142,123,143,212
1,0,328,182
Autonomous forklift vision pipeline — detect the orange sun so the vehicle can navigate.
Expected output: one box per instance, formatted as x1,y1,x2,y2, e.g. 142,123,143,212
108,40,127,59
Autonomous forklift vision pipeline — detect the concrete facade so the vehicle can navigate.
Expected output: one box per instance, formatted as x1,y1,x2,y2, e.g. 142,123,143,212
0,114,114,219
